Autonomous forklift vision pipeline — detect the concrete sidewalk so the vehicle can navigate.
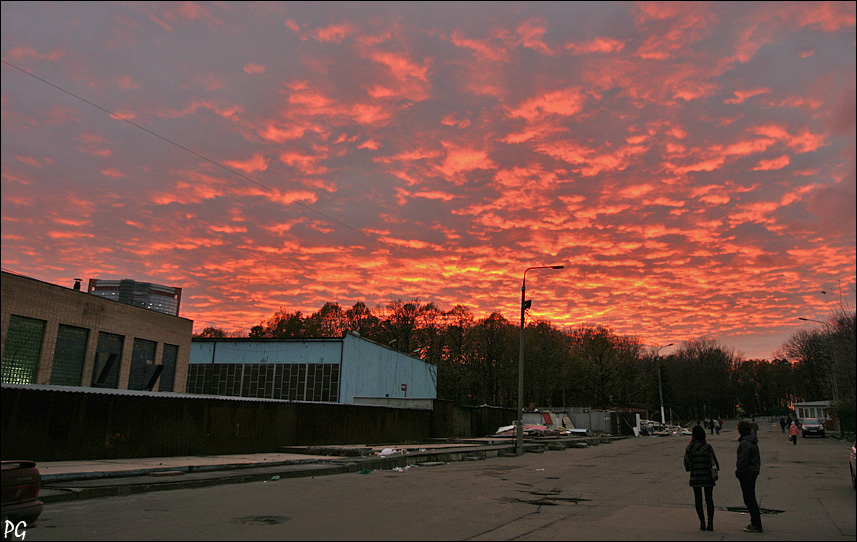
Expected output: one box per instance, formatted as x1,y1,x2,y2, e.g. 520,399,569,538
39,438,617,503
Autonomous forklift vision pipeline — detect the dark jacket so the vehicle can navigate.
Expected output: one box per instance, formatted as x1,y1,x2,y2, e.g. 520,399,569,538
684,440,719,487
736,432,760,478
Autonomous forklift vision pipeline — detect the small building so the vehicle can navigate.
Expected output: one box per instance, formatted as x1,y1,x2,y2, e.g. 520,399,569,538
186,333,437,405
1,271,192,391
793,400,837,430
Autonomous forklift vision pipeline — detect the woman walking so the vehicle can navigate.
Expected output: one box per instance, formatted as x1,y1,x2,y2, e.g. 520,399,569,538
789,421,799,445
684,425,720,530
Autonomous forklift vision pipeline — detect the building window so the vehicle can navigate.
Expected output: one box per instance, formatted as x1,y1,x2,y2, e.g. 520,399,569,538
128,338,158,391
91,332,124,388
185,362,339,402
159,344,178,392
1,315,46,384
50,324,89,386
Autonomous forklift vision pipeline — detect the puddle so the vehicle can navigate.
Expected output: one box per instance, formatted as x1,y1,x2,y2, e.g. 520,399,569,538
724,506,784,515
232,516,290,525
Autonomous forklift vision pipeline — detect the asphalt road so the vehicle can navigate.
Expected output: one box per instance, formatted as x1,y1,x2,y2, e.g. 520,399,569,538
18,422,856,541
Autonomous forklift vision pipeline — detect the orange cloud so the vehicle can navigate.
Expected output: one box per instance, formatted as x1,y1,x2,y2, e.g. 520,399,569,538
449,30,509,62
754,154,791,171
724,88,771,104
7,45,65,61
314,23,355,43
224,153,269,174
515,19,553,55
509,88,587,121
566,37,626,54
100,168,126,179
438,143,495,178
752,124,827,152
243,63,266,74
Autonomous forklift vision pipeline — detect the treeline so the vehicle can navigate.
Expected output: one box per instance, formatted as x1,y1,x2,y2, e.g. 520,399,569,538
195,300,856,431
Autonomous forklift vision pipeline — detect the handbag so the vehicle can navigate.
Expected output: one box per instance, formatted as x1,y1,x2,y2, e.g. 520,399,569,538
711,462,719,481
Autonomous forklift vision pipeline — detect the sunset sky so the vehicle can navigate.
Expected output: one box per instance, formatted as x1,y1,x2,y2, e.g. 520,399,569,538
2,1,855,360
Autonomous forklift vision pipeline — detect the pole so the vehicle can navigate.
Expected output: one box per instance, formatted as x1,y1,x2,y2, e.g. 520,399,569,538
517,276,526,456
655,343,673,426
516,265,563,456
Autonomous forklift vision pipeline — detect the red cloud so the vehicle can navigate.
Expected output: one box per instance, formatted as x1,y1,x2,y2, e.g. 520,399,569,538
509,88,586,121
449,30,509,62
243,63,266,74
724,88,771,104
224,153,269,174
754,155,791,171
315,23,355,43
566,37,626,54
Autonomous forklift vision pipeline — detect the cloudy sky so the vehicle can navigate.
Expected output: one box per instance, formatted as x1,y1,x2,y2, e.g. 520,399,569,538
2,1,855,359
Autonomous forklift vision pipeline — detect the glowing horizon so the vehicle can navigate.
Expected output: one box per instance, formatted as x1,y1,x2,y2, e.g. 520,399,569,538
2,1,855,360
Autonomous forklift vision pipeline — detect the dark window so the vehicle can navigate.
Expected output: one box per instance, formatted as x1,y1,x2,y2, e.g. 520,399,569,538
159,344,178,392
128,338,157,391
50,324,89,386
91,332,124,388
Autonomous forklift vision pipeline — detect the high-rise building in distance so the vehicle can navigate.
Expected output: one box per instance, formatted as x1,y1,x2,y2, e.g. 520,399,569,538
88,278,182,316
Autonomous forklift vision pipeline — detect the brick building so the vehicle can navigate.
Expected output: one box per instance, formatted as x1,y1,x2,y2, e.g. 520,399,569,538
1,271,192,391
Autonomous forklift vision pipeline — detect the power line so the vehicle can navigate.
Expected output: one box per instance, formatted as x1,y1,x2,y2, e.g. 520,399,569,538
1,59,429,266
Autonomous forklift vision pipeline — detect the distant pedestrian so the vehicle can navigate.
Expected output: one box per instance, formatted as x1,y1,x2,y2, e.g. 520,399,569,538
779,416,786,433
685,425,719,531
736,420,763,533
789,421,798,445
750,418,759,435
709,418,715,435
715,419,721,435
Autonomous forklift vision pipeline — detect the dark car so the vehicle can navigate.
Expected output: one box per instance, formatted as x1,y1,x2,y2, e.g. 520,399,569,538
801,417,826,438
1,460,44,525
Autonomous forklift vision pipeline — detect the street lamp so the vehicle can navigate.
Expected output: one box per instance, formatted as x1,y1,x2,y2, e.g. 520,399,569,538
798,316,842,436
655,343,673,425
517,265,564,455
798,317,824,324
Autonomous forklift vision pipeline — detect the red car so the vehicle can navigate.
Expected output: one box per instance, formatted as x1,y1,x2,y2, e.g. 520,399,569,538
1,460,44,525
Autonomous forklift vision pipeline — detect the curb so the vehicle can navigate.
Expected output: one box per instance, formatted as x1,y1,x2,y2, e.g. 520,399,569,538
39,435,629,503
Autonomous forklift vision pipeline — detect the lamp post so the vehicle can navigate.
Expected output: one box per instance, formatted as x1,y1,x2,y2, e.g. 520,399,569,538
656,343,673,425
517,265,564,455
798,316,842,435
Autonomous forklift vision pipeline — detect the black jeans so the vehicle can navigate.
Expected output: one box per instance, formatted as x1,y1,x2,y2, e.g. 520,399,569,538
738,474,762,527
692,486,714,524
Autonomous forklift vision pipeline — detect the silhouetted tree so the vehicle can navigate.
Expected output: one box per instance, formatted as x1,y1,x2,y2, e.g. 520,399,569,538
194,326,226,338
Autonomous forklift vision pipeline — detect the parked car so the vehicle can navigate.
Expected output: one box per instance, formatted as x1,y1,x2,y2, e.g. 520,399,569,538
801,417,826,438
850,441,856,489
1,460,43,525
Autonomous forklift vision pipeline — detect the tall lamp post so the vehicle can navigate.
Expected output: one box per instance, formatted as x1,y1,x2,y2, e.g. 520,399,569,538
517,265,564,455
656,343,673,425
798,316,841,436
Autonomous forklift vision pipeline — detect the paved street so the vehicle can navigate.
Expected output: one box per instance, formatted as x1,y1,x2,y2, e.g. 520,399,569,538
20,421,856,541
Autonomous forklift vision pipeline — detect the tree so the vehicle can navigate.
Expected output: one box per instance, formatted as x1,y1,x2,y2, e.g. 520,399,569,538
250,309,306,338
669,337,736,420
303,302,347,337
344,301,381,339
194,326,227,338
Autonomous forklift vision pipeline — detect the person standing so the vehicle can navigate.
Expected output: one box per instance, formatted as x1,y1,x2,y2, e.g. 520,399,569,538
685,425,719,531
736,420,763,533
750,417,759,435
780,416,787,433
789,421,799,445
715,419,721,435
